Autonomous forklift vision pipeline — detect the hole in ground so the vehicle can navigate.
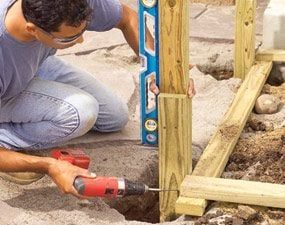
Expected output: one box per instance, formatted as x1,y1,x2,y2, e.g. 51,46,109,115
67,140,161,223
197,64,234,80
111,193,160,223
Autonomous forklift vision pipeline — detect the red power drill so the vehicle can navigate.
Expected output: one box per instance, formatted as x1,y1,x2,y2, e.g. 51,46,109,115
51,148,161,198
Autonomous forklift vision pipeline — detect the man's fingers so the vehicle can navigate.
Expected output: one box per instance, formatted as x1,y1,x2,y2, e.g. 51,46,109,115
85,172,96,179
149,81,160,95
187,78,196,98
77,170,96,179
189,64,194,70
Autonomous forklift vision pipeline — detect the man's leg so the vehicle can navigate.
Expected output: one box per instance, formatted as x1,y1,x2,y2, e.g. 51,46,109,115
37,56,129,133
0,77,99,150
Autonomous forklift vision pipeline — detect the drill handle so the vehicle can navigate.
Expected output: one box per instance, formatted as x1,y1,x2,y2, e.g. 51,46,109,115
73,177,148,198
73,176,123,198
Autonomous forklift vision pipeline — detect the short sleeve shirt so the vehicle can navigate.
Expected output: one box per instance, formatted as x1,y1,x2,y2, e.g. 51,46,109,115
0,0,122,101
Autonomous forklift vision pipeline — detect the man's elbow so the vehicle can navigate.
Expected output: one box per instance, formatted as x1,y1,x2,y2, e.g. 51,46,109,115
116,4,138,31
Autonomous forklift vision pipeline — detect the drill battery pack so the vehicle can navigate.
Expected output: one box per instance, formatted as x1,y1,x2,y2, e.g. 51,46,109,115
51,148,90,169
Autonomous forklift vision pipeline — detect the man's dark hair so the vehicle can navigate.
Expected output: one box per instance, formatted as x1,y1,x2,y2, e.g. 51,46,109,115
22,0,92,32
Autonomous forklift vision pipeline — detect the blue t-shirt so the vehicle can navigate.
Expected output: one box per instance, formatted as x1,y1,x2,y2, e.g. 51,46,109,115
0,0,122,102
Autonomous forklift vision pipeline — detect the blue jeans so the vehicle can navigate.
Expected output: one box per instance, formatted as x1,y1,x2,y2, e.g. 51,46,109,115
0,56,129,150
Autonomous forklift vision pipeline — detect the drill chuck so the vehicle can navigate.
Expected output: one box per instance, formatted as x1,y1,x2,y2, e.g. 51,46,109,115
124,179,148,196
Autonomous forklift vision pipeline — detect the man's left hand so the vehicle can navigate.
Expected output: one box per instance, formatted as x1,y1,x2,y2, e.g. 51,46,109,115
149,64,196,98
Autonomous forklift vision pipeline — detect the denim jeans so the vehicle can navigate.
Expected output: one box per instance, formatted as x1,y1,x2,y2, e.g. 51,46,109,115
0,56,129,150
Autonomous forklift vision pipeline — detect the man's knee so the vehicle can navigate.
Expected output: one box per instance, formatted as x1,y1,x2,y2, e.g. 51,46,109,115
55,93,99,138
94,100,129,132
74,95,99,135
113,102,129,130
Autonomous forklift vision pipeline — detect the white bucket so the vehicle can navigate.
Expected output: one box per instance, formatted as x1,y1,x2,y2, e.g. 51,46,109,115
263,0,285,49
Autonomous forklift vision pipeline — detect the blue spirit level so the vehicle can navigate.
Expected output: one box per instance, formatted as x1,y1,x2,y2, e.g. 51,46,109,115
139,0,159,145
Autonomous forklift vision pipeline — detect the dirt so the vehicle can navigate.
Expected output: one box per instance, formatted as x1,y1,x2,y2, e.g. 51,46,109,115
262,83,285,102
225,128,284,184
220,124,240,142
188,81,285,225
67,141,160,223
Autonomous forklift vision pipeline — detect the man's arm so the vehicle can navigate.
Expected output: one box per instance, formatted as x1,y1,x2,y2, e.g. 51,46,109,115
0,148,53,173
116,4,196,98
116,4,154,56
0,148,95,197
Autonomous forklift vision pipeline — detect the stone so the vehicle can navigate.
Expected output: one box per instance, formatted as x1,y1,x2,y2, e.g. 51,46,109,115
237,205,258,221
255,94,280,114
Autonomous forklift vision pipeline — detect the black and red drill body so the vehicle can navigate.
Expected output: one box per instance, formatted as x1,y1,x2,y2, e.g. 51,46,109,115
74,177,148,198
51,149,149,198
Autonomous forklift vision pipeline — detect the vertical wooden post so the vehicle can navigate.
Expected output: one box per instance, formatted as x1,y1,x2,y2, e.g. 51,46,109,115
158,0,192,222
234,0,256,80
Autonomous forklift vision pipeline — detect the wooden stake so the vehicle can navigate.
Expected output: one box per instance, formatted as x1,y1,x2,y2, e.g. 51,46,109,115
158,0,191,221
159,0,189,94
159,94,191,222
234,0,256,79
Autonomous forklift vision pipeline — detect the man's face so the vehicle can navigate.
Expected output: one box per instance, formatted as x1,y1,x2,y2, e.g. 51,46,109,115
33,21,87,49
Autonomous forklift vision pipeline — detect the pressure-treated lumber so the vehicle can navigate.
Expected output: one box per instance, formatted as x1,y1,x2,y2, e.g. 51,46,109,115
234,0,256,80
159,94,191,222
159,0,189,94
256,49,285,62
176,61,273,216
158,0,191,222
180,176,285,209
190,0,235,5
176,197,206,217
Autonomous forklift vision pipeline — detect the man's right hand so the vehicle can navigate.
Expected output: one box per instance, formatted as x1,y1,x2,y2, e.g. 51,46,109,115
0,149,96,198
47,158,96,198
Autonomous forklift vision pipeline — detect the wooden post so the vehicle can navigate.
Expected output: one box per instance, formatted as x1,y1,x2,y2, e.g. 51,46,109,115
158,0,191,222
234,0,256,80
159,94,191,221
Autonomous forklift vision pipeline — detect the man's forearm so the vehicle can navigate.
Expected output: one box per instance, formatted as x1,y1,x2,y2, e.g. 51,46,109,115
117,5,155,56
119,5,140,56
0,148,55,174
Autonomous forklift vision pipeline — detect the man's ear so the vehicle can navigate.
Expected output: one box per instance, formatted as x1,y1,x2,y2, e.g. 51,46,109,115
25,22,38,36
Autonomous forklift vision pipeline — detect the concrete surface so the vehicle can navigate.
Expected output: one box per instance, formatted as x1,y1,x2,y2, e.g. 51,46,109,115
2,1,282,225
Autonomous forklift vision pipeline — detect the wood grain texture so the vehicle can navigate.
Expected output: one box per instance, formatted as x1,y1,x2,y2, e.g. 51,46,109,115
175,197,206,216
176,61,273,216
158,0,191,222
159,0,189,94
234,0,256,80
180,176,285,209
159,94,192,222
190,0,235,5
256,49,285,62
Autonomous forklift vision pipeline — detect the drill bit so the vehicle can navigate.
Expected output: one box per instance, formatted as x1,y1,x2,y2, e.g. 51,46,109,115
148,188,179,192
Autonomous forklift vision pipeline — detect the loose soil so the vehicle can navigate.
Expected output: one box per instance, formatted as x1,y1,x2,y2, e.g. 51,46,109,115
191,82,285,225
192,126,285,225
